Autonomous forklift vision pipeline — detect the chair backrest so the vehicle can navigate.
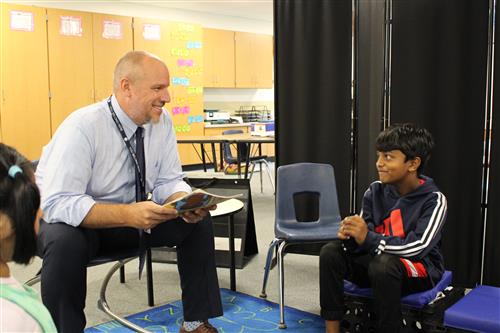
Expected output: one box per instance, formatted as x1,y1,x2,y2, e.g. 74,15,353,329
222,129,248,163
276,162,341,229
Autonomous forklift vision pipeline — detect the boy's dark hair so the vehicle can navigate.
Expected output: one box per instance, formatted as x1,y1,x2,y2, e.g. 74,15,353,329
376,123,435,175
0,143,40,264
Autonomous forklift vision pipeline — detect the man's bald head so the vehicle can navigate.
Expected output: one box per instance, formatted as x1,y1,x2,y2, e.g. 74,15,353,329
113,50,165,92
113,50,171,125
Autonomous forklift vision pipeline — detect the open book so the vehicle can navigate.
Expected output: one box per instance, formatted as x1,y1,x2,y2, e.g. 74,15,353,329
164,189,243,213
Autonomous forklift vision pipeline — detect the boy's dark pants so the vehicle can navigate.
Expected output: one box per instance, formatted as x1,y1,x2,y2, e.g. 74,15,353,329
320,240,432,333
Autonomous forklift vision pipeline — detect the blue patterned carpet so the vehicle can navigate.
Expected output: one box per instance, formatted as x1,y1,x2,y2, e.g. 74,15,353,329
85,288,324,332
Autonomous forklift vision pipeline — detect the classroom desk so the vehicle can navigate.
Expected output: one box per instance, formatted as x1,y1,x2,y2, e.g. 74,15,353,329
176,135,222,171
177,134,275,178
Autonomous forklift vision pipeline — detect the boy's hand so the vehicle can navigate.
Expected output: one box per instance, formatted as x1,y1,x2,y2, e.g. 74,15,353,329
340,215,368,245
337,222,350,240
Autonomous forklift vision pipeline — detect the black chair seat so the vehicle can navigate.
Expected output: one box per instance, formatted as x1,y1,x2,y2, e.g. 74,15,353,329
28,160,156,332
87,248,140,267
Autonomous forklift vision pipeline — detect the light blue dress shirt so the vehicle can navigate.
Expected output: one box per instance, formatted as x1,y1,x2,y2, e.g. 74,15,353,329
36,95,191,227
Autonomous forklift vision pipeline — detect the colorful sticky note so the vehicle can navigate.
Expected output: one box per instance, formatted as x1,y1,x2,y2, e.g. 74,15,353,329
184,67,202,76
172,77,190,86
177,59,194,67
175,124,191,133
186,41,202,49
187,87,203,95
188,115,204,124
171,31,189,41
171,48,190,57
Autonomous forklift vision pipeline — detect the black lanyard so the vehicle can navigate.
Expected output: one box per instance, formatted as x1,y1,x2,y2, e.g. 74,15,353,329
107,97,146,195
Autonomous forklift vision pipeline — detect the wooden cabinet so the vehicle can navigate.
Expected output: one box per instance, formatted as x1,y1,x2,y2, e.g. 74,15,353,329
203,29,273,89
0,3,51,160
235,31,273,88
46,8,94,134
203,28,235,87
0,3,274,161
92,13,133,101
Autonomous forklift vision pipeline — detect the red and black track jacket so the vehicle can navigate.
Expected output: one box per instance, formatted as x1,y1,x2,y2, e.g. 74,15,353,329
356,175,447,285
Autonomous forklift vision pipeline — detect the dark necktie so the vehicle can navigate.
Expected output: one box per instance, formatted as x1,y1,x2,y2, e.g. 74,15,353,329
135,127,148,278
135,126,146,202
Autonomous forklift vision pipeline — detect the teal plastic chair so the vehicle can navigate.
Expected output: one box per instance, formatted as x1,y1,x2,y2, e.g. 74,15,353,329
259,162,341,328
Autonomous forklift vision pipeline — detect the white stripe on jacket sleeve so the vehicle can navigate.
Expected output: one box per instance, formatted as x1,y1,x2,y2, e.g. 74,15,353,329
383,192,447,257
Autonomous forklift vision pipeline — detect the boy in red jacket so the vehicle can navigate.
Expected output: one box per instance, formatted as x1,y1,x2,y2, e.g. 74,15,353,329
320,124,447,333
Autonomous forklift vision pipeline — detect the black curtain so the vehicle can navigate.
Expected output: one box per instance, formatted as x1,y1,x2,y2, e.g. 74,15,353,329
389,0,489,287
484,81,500,286
275,0,352,217
483,0,500,287
275,0,498,286
356,0,386,210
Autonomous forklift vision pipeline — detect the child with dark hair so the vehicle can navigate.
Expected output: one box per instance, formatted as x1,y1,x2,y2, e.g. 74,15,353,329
320,124,447,333
0,143,56,332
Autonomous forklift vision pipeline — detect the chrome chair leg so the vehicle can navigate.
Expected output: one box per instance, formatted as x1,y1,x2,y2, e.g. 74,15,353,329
252,161,264,193
26,259,152,332
248,161,257,181
25,274,41,287
277,241,287,329
97,258,152,333
261,159,275,193
252,159,274,194
259,161,264,193
260,238,281,298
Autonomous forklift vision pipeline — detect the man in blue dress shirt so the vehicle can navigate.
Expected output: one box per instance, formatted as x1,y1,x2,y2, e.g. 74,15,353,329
35,51,222,333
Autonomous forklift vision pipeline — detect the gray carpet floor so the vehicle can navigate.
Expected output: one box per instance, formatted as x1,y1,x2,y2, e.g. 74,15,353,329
10,163,323,329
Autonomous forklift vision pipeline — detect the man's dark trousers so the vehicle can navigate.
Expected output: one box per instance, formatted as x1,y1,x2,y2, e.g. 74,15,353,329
37,216,223,333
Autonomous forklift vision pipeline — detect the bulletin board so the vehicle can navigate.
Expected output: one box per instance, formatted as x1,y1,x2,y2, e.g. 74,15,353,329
134,19,204,165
